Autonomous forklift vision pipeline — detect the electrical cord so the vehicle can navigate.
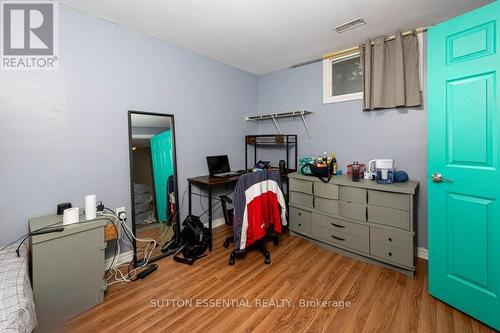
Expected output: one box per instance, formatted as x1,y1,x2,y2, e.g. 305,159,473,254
197,186,235,220
99,211,157,285
0,212,85,253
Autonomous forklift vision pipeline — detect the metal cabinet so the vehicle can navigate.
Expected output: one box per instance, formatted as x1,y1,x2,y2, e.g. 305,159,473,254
29,213,108,332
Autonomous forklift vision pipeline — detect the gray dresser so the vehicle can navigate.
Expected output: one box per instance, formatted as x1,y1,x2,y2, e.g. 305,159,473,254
29,214,108,332
288,172,419,277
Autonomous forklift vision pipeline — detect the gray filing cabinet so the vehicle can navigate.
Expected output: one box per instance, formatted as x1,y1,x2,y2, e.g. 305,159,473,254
288,172,419,277
29,213,108,332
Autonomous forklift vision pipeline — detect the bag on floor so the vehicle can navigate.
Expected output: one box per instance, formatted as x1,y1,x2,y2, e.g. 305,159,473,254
173,215,210,265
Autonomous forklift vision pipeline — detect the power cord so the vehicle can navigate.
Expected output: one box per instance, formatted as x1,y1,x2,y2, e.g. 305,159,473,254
99,210,157,285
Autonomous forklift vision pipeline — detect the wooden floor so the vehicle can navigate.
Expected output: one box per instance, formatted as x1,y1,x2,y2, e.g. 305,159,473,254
66,227,495,333
136,222,174,260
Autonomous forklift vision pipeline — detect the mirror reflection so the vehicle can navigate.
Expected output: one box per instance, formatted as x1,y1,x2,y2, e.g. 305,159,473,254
129,112,177,264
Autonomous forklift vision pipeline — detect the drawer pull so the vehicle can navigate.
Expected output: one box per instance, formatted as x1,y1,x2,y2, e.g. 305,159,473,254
298,223,302,227
331,223,345,229
298,212,302,216
365,206,368,221
388,252,392,256
388,237,392,242
331,235,345,241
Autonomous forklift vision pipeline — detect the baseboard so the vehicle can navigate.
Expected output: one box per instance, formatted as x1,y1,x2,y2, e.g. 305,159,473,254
417,247,428,260
105,250,134,269
204,217,226,229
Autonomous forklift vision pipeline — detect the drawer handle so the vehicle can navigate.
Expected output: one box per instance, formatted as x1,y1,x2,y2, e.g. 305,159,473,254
388,237,392,242
298,212,302,216
331,223,345,229
388,252,392,256
331,235,345,241
365,206,368,221
298,223,302,227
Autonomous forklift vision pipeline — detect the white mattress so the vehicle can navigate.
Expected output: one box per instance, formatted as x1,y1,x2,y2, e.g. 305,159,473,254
0,243,37,333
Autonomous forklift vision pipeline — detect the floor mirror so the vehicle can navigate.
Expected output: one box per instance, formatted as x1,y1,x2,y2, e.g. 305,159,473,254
128,111,179,266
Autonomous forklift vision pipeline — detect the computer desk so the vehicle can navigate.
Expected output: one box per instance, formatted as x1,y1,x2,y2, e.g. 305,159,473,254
187,174,241,251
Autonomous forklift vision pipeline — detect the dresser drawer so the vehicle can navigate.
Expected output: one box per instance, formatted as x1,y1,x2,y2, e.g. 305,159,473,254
289,207,312,235
290,191,314,208
370,241,413,268
368,190,410,211
313,182,339,199
313,213,369,239
314,197,339,215
370,227,413,251
368,206,410,230
290,178,313,195
339,201,367,222
312,225,369,253
339,186,367,204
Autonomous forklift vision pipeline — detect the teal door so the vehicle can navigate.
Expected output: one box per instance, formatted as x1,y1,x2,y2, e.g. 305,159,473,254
428,1,500,330
150,130,173,222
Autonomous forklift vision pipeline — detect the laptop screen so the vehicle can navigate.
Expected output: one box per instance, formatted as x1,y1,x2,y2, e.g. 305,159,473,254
207,155,231,175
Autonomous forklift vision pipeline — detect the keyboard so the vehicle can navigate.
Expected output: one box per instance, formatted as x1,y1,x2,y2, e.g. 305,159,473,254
213,171,241,178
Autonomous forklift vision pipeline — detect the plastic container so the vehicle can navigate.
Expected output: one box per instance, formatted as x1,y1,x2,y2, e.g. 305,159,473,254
347,163,366,175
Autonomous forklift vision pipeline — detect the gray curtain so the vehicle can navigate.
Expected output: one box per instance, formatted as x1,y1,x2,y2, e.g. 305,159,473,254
360,31,421,110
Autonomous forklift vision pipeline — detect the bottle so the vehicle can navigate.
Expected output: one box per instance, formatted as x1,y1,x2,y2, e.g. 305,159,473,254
279,160,286,175
333,158,338,175
323,152,328,164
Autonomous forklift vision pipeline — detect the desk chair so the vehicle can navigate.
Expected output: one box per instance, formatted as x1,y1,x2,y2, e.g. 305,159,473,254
220,196,280,265
219,195,234,248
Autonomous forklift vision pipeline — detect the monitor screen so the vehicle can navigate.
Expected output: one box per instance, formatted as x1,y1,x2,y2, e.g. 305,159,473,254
206,155,231,175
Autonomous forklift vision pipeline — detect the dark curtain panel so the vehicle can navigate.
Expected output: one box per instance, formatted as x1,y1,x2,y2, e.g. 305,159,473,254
360,31,421,110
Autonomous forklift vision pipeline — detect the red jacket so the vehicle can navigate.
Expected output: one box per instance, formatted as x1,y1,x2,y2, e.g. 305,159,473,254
233,172,287,251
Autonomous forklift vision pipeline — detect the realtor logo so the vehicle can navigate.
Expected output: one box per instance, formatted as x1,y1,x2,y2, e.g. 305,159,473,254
1,1,58,70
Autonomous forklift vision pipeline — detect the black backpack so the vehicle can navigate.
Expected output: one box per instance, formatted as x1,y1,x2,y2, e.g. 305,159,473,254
173,215,210,265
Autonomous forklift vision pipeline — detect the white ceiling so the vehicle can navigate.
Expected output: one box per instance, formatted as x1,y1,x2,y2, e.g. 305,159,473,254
60,0,492,74
130,113,171,128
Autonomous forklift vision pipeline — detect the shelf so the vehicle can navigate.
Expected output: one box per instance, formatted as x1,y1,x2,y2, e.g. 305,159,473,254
245,134,297,145
245,110,313,121
245,110,313,138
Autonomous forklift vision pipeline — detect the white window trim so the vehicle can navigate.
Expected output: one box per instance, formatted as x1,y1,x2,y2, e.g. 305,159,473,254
323,51,363,104
323,34,425,105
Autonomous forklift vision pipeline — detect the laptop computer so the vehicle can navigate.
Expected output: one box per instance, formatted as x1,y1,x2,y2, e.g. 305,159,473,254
206,155,241,178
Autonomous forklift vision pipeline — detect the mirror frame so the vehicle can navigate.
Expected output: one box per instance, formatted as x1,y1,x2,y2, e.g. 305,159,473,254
127,110,180,267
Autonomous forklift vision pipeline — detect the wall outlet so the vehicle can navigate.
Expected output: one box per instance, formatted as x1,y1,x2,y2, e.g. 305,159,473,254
116,207,126,220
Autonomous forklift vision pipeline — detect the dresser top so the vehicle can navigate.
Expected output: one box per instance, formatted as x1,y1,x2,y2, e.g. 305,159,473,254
288,172,419,194
29,211,108,244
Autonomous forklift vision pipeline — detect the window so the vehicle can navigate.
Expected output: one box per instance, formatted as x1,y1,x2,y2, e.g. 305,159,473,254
323,51,363,104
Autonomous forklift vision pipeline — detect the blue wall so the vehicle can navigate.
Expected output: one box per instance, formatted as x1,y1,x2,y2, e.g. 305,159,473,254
0,6,257,246
0,5,429,250
256,56,428,248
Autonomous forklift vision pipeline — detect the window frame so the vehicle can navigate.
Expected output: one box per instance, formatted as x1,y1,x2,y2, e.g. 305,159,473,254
323,51,363,104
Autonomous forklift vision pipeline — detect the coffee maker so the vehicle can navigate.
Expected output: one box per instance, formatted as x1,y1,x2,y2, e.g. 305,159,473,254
368,159,395,184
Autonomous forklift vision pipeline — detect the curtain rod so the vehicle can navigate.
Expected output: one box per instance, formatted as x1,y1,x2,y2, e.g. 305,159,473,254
290,26,429,69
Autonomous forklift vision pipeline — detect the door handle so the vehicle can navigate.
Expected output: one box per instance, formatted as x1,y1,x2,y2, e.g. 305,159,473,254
431,173,453,183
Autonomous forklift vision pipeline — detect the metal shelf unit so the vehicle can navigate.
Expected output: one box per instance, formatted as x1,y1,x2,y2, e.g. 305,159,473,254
245,134,298,212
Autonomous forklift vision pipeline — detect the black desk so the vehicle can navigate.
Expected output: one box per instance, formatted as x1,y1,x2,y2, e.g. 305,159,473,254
187,174,240,251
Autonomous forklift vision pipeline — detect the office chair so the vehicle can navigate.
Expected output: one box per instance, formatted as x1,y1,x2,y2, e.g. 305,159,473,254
219,195,234,248
220,195,279,265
